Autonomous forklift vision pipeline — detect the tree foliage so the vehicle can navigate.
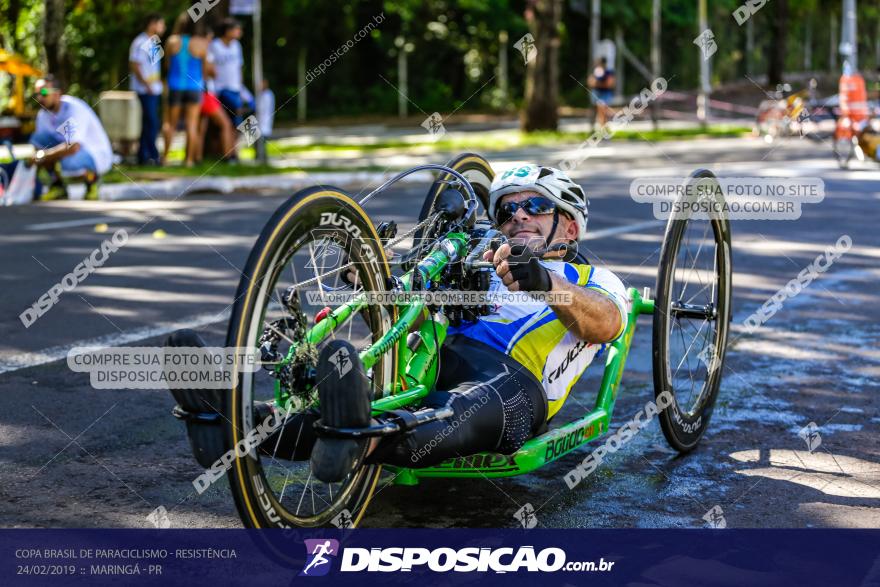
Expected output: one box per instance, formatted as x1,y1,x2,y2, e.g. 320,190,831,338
0,0,877,121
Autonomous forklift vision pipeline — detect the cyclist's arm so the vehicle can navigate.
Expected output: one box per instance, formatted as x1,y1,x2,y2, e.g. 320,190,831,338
488,244,623,343
546,273,621,343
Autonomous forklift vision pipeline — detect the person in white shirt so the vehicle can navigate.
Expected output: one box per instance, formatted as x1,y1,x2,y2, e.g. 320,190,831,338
256,79,275,139
209,18,245,127
28,76,114,201
129,13,166,165
239,86,255,116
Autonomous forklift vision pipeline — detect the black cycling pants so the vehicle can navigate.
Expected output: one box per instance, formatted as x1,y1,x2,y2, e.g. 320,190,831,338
263,335,548,468
365,335,548,468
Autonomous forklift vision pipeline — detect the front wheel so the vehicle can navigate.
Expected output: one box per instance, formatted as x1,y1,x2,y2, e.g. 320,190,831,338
225,186,395,528
652,170,732,452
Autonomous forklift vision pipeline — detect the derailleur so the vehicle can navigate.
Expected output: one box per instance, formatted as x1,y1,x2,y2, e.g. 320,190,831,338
258,289,318,401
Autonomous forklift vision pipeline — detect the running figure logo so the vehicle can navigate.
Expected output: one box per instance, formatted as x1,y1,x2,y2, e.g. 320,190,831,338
237,115,262,146
331,508,354,529
693,29,717,60
514,33,538,65
420,112,446,141
304,239,342,270
140,34,164,65
513,503,538,529
798,421,822,453
56,119,78,147
300,539,340,576
702,505,727,529
329,346,352,377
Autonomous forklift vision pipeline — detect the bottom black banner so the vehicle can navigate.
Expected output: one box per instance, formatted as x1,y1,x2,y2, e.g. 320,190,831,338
1,529,877,586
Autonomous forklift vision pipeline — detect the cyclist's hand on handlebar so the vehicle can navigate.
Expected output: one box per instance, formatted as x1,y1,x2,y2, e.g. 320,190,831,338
484,243,552,293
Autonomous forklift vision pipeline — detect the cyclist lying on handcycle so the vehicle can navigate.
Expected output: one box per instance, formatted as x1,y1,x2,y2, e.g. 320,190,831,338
167,164,629,483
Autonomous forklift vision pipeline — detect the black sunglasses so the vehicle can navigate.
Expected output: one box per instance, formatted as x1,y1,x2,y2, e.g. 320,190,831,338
495,196,557,225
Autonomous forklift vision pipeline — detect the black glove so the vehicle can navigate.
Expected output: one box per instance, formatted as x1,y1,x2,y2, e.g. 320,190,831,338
507,244,552,293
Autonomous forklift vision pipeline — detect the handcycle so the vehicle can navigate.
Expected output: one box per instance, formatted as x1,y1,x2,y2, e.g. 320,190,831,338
755,83,812,143
221,153,732,528
832,108,880,169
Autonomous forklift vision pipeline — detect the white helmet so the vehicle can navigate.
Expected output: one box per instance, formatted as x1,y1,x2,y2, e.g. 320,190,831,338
488,164,588,239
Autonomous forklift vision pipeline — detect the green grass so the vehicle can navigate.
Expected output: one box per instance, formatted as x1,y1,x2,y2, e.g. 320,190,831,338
15,123,751,185
264,124,752,155
102,162,387,184
609,125,752,141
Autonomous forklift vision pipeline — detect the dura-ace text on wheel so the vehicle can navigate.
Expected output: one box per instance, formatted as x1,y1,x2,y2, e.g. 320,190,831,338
225,187,395,528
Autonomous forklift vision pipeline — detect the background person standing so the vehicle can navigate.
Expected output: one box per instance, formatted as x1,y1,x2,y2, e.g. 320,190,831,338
587,57,616,127
129,13,166,166
256,79,275,141
210,18,245,128
163,12,209,167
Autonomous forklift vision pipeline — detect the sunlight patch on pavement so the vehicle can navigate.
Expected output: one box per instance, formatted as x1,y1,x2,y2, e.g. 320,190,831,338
730,449,880,499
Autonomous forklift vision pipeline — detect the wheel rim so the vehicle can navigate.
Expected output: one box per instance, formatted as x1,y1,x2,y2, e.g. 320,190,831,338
234,199,391,527
662,218,726,418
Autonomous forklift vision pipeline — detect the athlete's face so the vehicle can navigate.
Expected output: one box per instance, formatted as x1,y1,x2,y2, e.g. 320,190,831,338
497,191,577,251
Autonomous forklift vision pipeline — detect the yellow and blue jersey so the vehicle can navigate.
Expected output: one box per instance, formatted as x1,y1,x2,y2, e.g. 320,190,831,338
447,260,629,419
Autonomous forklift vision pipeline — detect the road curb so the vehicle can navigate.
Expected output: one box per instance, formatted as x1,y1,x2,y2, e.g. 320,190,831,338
63,171,425,202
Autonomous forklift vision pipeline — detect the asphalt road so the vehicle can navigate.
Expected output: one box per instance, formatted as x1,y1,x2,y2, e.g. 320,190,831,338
1,136,878,529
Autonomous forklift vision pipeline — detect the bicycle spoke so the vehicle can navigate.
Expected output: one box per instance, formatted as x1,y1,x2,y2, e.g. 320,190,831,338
310,479,316,515
683,281,711,306
680,323,696,400
279,468,293,502
309,242,326,304
677,230,693,302
681,316,714,357
296,470,312,516
673,319,690,378
681,317,714,409
681,222,710,302
265,403,297,471
673,317,708,379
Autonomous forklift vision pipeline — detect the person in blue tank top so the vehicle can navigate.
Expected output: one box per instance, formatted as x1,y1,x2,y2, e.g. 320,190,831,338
162,12,210,167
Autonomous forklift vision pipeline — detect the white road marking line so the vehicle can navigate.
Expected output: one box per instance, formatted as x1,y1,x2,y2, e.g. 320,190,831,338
25,202,263,232
0,309,230,375
26,217,118,231
585,220,664,240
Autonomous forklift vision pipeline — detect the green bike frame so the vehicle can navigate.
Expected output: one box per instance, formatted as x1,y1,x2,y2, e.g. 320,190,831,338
282,230,655,484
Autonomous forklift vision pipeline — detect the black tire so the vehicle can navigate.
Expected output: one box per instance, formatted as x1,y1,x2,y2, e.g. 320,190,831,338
225,186,395,528
652,169,732,452
413,152,494,245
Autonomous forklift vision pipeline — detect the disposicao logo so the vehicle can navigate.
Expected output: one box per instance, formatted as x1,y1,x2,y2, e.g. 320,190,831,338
300,539,340,576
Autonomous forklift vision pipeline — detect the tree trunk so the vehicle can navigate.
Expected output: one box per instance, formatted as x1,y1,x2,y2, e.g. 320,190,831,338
43,0,68,87
521,0,562,132
5,0,22,52
766,0,788,86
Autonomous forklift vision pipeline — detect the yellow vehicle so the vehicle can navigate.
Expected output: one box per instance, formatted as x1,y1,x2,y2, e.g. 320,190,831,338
0,50,43,141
